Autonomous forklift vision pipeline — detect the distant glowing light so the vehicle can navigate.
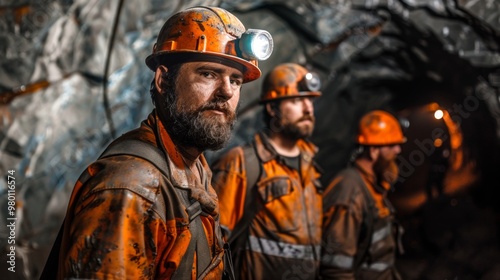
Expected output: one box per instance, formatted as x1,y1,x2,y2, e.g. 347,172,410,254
443,27,449,36
434,109,444,119
434,138,443,147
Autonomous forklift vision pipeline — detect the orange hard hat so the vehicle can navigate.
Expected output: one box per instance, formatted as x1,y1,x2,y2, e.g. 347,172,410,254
145,6,273,83
260,63,322,103
356,110,406,146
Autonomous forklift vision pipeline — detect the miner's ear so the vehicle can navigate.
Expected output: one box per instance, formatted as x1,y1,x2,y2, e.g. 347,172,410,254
369,146,380,161
154,65,169,95
265,103,276,117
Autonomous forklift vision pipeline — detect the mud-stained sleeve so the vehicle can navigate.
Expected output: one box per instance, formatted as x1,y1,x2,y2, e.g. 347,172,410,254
320,174,364,280
60,188,168,280
211,146,247,237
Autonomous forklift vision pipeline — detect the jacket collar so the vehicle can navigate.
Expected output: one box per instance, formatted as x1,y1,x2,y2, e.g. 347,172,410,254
254,132,321,179
254,131,318,169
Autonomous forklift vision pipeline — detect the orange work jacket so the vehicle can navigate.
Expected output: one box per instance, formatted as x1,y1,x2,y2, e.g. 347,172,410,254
212,132,323,280
56,110,225,279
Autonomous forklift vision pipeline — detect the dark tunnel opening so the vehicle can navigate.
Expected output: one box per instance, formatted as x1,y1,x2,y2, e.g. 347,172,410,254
310,8,500,278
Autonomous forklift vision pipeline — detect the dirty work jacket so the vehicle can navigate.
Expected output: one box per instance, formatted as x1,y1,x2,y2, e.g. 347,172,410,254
212,131,323,280
57,110,225,279
321,165,402,280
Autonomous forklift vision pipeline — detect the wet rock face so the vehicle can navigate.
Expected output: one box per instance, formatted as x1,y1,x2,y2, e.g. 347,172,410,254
1,1,499,279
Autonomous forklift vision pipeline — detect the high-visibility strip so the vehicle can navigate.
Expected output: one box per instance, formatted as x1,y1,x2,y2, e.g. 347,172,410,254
247,235,320,260
361,261,392,272
371,223,391,244
321,253,354,269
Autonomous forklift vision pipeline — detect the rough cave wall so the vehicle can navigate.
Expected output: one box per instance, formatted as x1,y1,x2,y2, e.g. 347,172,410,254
0,0,499,279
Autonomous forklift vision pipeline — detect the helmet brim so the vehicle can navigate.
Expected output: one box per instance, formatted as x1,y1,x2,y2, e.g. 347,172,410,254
259,91,322,103
356,137,407,146
145,50,261,83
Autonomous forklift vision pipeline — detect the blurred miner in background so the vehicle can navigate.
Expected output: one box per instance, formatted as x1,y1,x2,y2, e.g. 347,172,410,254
321,110,406,280
212,63,323,279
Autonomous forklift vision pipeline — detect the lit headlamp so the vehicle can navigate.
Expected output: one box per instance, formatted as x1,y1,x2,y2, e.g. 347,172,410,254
299,72,321,92
239,29,274,61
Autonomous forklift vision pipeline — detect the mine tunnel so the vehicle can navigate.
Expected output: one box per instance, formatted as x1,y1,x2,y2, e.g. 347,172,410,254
1,1,500,279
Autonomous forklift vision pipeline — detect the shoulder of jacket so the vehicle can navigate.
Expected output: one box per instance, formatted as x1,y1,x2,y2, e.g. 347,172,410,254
80,155,164,204
211,145,245,173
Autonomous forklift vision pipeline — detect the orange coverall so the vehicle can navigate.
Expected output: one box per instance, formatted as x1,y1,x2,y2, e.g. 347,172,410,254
212,132,323,280
56,111,225,279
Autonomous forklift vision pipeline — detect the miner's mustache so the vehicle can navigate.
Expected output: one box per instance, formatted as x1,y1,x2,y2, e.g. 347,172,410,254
200,102,232,116
297,115,315,122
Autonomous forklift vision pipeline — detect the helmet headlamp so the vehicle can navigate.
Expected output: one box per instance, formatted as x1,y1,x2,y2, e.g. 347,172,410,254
299,72,321,92
239,29,274,61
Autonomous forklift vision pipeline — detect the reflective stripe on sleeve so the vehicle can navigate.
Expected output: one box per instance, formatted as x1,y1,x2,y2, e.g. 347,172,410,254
361,261,392,272
320,253,354,269
247,235,320,260
371,223,391,244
